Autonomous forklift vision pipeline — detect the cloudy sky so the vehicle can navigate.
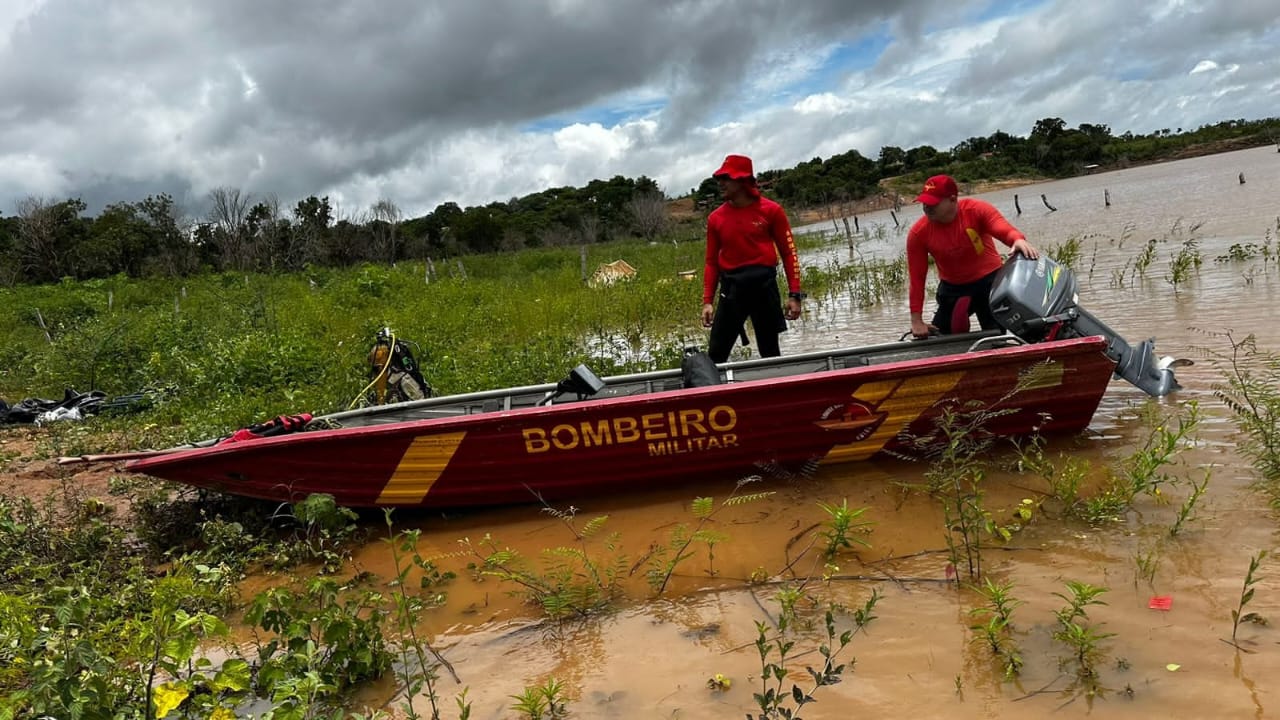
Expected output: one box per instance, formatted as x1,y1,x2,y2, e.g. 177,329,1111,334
1,0,1277,218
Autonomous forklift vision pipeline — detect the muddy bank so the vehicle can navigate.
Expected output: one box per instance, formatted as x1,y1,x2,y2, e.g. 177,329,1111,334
0,429,124,509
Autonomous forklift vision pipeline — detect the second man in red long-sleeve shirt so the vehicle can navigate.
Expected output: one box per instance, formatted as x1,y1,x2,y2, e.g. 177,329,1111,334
701,154,805,363
907,174,1040,338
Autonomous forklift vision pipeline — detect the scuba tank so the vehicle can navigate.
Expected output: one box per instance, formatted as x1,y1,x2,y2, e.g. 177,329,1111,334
367,328,433,404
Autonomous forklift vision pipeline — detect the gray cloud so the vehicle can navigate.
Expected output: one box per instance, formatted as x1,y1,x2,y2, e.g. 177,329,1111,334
0,0,1277,218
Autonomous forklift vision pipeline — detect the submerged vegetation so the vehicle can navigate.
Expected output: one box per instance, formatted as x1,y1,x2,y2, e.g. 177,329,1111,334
1207,331,1280,503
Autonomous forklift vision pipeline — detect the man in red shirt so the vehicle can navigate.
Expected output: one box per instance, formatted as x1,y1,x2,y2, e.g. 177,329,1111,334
701,154,805,362
907,174,1039,338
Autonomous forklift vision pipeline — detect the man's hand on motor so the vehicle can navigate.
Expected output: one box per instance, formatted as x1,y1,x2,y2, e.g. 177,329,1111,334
1012,238,1041,259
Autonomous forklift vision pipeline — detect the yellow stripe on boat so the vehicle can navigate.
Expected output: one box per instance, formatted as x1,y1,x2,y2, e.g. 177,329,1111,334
822,371,964,464
377,431,467,505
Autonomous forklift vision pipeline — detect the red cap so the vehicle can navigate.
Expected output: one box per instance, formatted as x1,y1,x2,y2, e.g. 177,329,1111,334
916,174,958,205
713,154,755,181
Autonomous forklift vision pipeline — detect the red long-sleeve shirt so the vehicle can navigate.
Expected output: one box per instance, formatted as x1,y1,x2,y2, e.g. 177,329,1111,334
906,198,1025,313
703,196,802,304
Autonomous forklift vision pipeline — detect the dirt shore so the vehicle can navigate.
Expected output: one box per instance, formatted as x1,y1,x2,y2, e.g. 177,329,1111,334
0,428,123,508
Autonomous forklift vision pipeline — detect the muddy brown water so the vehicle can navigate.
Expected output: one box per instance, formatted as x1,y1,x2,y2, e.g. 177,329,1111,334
292,148,1280,718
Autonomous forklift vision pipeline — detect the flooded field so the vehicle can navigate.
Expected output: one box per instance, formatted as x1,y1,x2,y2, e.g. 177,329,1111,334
325,147,1280,717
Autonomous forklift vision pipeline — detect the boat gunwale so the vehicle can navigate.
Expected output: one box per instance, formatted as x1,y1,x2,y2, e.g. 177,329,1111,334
323,330,1010,424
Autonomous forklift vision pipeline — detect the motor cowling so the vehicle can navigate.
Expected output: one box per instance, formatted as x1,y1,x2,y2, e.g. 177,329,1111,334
989,254,1180,397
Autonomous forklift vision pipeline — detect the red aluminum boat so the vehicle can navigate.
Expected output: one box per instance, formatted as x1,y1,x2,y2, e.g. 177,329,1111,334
127,255,1186,509
126,332,1117,508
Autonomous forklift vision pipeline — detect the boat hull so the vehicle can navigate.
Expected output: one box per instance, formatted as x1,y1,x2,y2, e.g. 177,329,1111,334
127,337,1115,508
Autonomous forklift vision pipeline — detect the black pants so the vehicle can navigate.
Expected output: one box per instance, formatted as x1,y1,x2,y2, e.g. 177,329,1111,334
933,270,999,334
708,265,786,363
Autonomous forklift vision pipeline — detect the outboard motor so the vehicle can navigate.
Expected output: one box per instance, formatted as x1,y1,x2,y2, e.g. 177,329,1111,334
989,254,1180,397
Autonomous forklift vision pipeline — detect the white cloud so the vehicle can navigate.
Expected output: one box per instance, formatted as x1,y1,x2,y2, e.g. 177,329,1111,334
1191,59,1219,74
793,93,858,115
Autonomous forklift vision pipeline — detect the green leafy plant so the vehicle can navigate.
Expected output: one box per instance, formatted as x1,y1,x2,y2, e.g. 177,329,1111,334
1166,236,1202,291
382,511,469,720
1133,542,1161,587
1083,402,1201,523
1013,432,1091,514
907,397,1021,582
748,591,880,720
774,585,806,629
1052,581,1115,681
510,677,569,719
647,478,774,594
1046,235,1083,269
1229,550,1268,649
1206,332,1280,504
1133,237,1158,278
461,506,628,619
1216,242,1265,263
272,493,362,573
816,498,873,560
968,577,1025,679
1169,469,1210,536
244,577,392,707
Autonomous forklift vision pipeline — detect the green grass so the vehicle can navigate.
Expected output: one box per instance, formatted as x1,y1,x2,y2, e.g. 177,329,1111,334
0,239,719,442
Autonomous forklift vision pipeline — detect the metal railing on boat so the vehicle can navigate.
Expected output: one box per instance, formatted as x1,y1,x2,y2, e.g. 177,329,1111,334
320,331,1012,427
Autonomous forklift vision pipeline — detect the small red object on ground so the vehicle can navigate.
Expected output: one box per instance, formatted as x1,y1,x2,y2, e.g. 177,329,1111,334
1148,595,1173,611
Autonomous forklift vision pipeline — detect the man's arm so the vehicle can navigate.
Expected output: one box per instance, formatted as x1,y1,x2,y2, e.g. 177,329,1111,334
906,229,936,337
702,219,720,306
768,204,804,321
906,229,930,316
768,204,802,294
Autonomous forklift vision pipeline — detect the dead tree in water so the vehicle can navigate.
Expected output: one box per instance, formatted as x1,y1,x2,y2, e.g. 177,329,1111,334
1104,189,1111,207
853,215,860,233
890,210,900,228
1041,194,1058,212
1013,194,1022,215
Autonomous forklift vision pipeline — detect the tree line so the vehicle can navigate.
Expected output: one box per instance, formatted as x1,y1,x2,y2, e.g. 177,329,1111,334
2,116,1277,286
0,176,672,285
693,116,1280,208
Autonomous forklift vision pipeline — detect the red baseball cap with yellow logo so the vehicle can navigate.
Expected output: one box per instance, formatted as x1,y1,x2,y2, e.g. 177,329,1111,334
916,174,959,205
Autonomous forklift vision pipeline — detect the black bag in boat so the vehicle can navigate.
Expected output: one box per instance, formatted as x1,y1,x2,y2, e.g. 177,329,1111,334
681,347,722,388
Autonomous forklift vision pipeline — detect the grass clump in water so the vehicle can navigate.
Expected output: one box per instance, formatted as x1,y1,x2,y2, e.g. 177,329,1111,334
1205,331,1280,504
